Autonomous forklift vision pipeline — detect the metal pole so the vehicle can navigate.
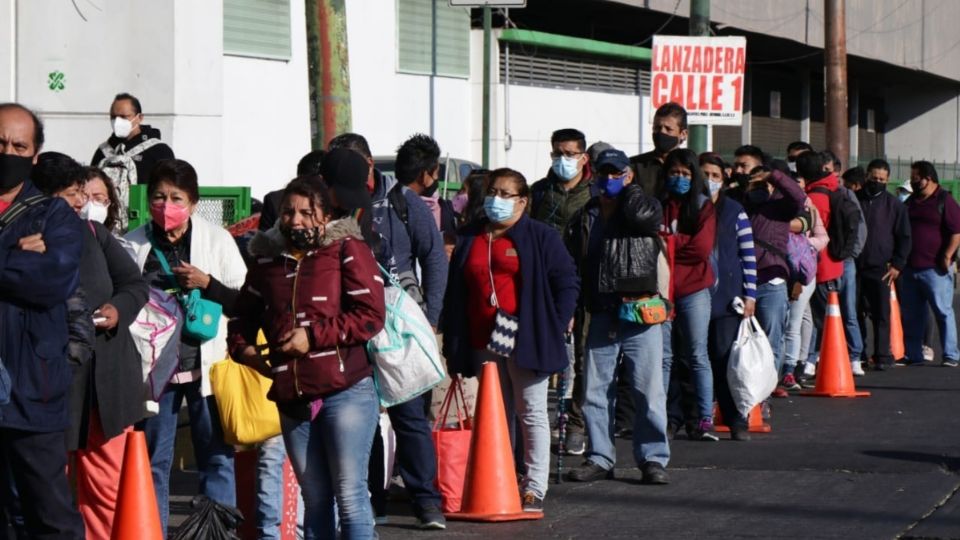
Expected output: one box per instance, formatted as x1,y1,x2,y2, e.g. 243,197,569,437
305,0,352,150
482,5,492,168
688,0,710,153
430,0,437,138
825,0,848,169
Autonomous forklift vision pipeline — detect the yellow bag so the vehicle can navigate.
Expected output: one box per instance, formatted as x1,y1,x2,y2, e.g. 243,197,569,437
210,347,280,445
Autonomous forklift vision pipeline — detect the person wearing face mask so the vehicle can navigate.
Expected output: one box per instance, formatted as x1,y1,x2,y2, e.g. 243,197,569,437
630,102,689,197
80,167,123,233
32,151,150,540
699,152,756,440
786,141,815,175
653,149,717,441
229,177,385,540
900,161,960,367
735,145,807,389
530,129,596,232
91,93,175,231
124,159,247,536
853,159,912,371
443,168,579,512
564,148,671,486
0,104,87,539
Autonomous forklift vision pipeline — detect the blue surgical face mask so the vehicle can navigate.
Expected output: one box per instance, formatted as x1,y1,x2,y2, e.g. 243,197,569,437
666,175,691,196
599,173,627,198
708,180,723,197
483,196,516,223
552,155,581,181
898,192,910,203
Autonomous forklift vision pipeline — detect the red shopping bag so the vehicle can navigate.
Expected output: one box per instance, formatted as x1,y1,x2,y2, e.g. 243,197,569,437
431,376,472,513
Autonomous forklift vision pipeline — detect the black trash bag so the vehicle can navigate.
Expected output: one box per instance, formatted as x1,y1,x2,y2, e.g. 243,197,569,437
170,495,244,540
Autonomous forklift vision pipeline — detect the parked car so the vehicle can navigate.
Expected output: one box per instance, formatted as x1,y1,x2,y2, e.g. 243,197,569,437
372,155,481,198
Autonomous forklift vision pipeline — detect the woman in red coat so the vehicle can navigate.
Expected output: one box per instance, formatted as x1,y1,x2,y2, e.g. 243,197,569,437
229,177,385,540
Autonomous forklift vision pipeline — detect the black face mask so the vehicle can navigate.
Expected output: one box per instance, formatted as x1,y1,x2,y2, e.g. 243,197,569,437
652,132,680,154
863,181,885,198
910,180,926,194
282,226,322,251
422,180,440,198
0,154,33,193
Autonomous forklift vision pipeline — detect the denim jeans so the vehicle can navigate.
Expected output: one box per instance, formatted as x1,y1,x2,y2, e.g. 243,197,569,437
385,392,442,512
257,435,304,540
281,376,379,540
782,280,817,376
810,261,864,366
755,281,788,374
900,267,960,363
140,380,236,536
471,350,551,499
662,288,713,419
583,311,669,470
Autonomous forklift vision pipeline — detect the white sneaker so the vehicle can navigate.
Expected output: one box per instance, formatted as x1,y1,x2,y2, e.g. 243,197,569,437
803,361,817,378
922,345,935,362
852,362,865,376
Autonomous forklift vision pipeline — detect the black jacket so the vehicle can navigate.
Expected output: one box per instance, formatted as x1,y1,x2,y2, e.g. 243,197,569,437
67,222,149,450
566,184,662,313
629,151,665,197
90,124,175,184
857,189,912,276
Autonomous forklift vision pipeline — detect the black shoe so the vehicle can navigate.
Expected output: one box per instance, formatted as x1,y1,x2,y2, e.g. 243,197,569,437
567,461,613,482
666,422,680,440
640,461,670,485
730,427,751,441
564,431,586,455
521,491,544,513
415,505,447,530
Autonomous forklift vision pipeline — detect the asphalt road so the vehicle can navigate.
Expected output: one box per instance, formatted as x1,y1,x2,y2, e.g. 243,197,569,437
167,361,960,539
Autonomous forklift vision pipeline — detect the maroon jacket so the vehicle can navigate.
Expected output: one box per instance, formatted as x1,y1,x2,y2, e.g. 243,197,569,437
228,218,385,403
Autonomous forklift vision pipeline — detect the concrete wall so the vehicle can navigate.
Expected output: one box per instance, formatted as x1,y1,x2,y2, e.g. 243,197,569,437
884,84,960,164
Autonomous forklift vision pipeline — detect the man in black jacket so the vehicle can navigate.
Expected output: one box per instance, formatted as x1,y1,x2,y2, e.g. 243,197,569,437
90,93,174,185
565,149,670,485
856,159,912,370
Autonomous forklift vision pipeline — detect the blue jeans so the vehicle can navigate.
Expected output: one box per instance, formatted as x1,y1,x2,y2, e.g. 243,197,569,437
583,312,669,470
282,377,378,540
783,280,816,376
257,435,304,540
662,288,713,419
140,380,236,536
900,267,960,363
385,392,442,512
841,259,865,362
755,281,788,375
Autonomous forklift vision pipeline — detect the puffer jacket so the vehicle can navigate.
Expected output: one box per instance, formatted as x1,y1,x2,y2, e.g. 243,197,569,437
566,184,663,313
228,218,385,405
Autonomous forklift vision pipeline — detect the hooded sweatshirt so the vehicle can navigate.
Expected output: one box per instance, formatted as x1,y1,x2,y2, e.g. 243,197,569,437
91,124,175,184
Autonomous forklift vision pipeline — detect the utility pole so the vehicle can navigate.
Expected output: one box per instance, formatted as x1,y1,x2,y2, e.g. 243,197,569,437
305,0,352,150
688,0,709,153
824,0,848,168
481,5,492,168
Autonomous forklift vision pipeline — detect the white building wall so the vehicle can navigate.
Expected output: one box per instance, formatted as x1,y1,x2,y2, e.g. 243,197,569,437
222,0,311,199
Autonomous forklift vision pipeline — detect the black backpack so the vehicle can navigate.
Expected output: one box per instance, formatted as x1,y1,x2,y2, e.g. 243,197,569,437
811,186,861,261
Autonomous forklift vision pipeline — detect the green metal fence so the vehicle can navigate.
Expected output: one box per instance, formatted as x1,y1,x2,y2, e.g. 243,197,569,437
127,185,253,230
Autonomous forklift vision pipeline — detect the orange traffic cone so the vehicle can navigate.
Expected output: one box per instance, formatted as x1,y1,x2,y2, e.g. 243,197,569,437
802,291,871,398
110,431,162,540
890,286,906,361
713,403,771,433
446,361,542,522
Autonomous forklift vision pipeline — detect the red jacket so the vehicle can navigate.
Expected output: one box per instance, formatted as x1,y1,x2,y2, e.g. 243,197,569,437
228,218,385,403
663,195,716,299
805,173,844,283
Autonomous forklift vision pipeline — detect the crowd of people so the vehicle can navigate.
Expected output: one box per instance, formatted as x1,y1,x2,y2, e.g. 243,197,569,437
0,94,958,540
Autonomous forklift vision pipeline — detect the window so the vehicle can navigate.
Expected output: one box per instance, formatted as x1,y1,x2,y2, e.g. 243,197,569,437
397,0,470,78
770,90,781,119
224,0,291,61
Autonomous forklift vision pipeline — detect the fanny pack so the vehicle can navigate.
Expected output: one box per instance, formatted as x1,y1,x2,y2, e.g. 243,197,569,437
618,296,670,326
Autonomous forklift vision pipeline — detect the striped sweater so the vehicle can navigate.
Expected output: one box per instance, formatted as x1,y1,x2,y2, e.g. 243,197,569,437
711,196,757,318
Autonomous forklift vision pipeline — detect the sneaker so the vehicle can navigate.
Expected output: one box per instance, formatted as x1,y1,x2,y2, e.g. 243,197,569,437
415,505,447,530
564,431,586,456
771,387,789,398
640,462,670,485
923,345,935,362
852,362,865,376
567,461,613,482
695,418,719,441
803,361,817,379
942,359,959,368
521,491,544,513
780,373,801,391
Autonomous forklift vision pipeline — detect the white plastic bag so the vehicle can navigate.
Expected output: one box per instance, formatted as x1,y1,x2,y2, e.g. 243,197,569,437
727,316,778,418
368,281,446,407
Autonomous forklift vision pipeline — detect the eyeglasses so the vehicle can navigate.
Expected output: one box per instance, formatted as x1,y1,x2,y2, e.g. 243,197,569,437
550,151,584,159
486,188,521,199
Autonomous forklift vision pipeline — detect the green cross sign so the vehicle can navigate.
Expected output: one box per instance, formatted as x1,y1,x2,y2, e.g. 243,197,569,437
48,71,65,92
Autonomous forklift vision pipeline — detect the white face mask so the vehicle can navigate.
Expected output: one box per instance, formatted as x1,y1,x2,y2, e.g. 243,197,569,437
80,200,109,224
112,117,133,139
